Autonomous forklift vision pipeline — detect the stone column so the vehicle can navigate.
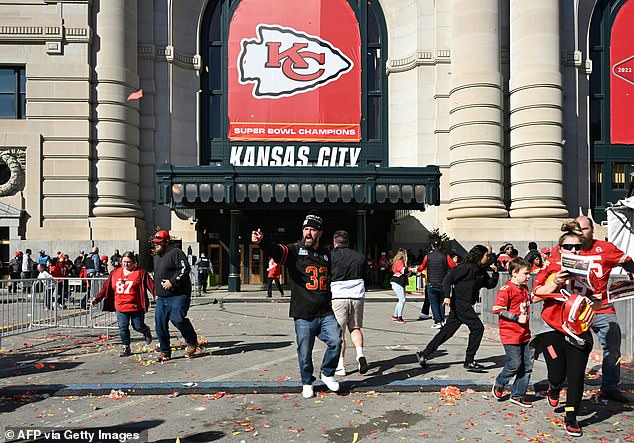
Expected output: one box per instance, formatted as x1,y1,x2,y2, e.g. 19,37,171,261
93,0,143,217
508,0,568,217
447,0,507,219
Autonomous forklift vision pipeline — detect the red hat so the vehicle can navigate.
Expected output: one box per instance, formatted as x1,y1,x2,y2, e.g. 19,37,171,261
15,251,20,256
153,229,170,243
541,247,551,254
101,255,108,261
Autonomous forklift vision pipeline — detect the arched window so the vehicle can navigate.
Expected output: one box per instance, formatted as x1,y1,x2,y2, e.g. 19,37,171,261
200,0,388,166
589,0,634,221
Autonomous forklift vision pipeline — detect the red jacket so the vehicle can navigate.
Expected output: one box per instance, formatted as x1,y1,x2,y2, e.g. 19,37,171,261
93,267,155,313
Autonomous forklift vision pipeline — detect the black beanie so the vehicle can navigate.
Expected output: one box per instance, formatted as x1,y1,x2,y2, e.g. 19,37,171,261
303,210,323,231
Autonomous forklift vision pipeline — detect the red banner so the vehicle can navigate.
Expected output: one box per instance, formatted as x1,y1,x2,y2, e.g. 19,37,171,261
228,0,361,142
611,0,634,144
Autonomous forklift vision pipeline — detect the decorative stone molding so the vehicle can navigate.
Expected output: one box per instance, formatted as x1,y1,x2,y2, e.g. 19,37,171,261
0,149,25,197
0,24,90,44
150,45,199,70
387,49,451,74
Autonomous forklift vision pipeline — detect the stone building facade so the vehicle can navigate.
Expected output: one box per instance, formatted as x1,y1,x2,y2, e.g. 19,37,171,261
0,0,630,271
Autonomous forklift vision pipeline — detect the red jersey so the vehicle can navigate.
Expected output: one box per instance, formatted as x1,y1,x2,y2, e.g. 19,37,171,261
267,258,281,278
547,240,627,314
496,253,512,270
110,267,144,312
492,281,531,344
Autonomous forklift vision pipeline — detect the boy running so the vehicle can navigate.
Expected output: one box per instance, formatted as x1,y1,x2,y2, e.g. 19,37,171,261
491,258,534,407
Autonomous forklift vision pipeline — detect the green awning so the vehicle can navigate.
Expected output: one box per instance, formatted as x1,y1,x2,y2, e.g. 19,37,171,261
156,164,441,209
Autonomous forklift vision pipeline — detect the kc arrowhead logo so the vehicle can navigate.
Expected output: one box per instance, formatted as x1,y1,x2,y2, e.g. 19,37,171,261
613,55,634,85
238,24,353,98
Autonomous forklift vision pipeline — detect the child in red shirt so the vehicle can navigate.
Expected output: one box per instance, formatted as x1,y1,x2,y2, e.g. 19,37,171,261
491,258,533,407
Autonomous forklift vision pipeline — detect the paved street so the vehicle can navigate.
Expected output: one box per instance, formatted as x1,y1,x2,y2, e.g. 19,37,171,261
0,289,632,442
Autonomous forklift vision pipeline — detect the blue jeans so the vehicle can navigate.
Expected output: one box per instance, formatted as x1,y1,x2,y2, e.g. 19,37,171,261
116,310,150,346
391,282,406,317
426,283,445,324
495,342,534,398
591,313,621,391
294,314,342,385
155,295,198,354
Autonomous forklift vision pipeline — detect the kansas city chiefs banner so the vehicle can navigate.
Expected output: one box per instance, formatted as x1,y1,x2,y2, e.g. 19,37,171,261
611,0,634,144
228,0,361,142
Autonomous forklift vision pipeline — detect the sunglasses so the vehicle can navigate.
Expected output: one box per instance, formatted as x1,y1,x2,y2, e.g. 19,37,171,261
561,243,582,251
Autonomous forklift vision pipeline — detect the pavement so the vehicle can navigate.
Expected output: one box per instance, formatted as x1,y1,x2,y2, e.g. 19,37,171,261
0,286,633,400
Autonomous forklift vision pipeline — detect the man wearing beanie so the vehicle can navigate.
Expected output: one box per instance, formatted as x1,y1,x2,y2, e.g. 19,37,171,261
252,210,342,398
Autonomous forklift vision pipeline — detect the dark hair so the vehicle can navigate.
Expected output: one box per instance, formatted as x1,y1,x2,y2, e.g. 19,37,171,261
431,238,441,248
508,257,531,275
528,242,537,250
466,245,489,264
122,251,137,263
333,230,349,246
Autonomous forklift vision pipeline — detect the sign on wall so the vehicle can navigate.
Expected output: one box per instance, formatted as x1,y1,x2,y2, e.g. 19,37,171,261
611,0,634,144
227,0,361,143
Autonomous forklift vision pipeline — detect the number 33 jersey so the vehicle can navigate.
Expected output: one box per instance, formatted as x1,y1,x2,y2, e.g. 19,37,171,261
260,238,333,320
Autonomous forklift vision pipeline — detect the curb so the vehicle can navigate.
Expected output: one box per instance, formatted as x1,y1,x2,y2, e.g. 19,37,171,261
2,380,631,397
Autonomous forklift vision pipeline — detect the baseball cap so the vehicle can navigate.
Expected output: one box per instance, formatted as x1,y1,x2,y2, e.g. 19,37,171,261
541,247,551,255
153,230,170,243
15,251,20,256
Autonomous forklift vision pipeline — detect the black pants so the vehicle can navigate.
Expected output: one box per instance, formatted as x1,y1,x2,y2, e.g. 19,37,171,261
422,303,484,363
421,284,430,315
267,277,284,296
539,331,592,421
197,271,209,292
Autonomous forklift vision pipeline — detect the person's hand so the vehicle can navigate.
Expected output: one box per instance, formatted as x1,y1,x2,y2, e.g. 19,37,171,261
443,297,451,306
518,314,528,324
91,298,98,306
252,229,263,245
553,270,569,286
161,279,173,290
588,297,602,311
489,264,498,272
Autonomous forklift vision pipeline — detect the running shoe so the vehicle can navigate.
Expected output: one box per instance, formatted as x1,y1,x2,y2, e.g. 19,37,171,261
463,361,485,370
320,374,340,392
416,351,428,368
510,397,533,408
565,419,582,437
335,367,346,377
491,383,504,400
432,322,442,329
185,344,198,358
418,313,431,320
547,386,561,407
119,346,132,357
144,330,153,345
391,315,399,321
302,384,314,399
357,356,369,374
394,317,405,324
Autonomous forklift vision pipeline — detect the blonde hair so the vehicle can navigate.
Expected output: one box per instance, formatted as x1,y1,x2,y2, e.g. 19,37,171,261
559,221,582,246
393,248,408,266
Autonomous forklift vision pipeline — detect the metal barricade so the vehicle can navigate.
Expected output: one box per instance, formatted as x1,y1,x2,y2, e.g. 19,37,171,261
479,271,634,360
0,276,115,343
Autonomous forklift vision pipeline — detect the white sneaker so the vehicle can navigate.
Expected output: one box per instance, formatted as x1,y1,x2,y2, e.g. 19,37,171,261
335,367,346,376
432,322,442,329
418,314,431,320
302,384,314,398
320,373,340,392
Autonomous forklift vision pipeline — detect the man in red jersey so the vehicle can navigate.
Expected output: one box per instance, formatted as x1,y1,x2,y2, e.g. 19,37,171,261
573,216,634,403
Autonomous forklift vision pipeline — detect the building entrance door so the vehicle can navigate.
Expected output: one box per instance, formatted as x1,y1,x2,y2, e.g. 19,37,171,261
249,244,264,285
207,244,222,285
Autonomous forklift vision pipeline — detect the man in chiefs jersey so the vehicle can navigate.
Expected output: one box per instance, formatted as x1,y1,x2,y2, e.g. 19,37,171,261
252,210,342,399
573,215,634,403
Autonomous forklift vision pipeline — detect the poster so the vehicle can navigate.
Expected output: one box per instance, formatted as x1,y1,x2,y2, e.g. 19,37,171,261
610,0,634,143
227,0,361,142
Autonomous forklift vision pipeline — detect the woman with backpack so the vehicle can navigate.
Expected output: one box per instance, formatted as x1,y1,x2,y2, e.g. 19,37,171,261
532,221,600,438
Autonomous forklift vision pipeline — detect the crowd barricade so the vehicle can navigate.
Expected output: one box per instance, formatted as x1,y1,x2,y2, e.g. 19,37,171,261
479,271,633,360
0,276,115,343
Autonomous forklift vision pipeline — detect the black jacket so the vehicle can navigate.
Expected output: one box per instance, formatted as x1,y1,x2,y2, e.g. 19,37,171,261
442,262,499,307
331,246,367,282
153,244,191,297
259,237,332,320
